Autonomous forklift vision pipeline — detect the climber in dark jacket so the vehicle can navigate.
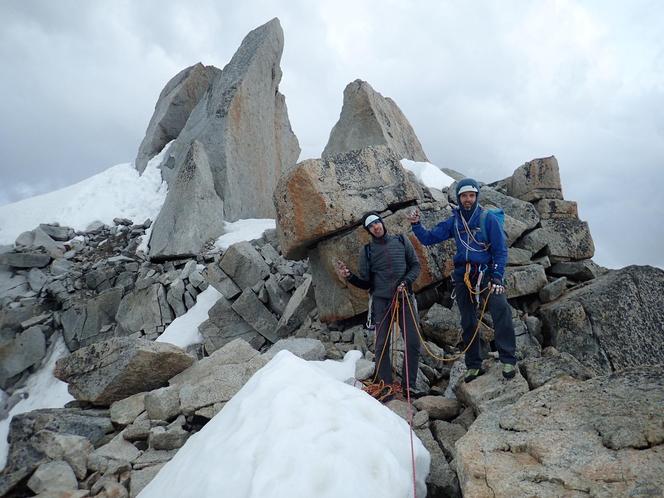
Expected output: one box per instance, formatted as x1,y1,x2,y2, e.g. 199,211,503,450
407,178,517,382
335,212,421,390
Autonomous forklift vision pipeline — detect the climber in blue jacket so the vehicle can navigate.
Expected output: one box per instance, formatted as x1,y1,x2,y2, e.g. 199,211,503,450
406,178,517,382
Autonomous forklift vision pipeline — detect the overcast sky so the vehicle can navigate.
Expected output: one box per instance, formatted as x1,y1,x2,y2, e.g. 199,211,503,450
1,0,662,269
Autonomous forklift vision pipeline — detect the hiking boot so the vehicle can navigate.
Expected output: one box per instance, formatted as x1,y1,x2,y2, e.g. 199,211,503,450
464,368,484,383
502,363,516,379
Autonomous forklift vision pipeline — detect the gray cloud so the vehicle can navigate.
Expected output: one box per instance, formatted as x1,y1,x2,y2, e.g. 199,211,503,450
0,0,662,269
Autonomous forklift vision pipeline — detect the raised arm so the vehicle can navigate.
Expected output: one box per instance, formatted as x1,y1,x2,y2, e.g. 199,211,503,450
409,210,455,246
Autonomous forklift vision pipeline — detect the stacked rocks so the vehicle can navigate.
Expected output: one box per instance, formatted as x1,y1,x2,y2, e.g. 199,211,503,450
0,217,216,393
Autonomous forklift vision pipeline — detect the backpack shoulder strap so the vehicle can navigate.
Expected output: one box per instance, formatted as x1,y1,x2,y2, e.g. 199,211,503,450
478,209,491,247
479,210,489,235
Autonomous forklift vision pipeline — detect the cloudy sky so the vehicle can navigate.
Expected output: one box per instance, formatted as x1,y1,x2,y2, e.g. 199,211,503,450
1,0,662,269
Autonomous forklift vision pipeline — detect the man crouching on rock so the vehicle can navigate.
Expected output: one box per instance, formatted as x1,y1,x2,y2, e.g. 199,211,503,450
335,212,421,397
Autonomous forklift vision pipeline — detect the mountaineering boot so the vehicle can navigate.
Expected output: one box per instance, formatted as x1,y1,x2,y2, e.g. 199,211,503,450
464,368,484,383
502,363,516,379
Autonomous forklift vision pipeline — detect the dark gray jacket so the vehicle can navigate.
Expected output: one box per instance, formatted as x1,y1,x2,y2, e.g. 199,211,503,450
348,234,421,299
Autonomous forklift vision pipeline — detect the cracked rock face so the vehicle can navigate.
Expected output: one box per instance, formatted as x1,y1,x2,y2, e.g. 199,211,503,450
274,146,420,260
539,265,664,374
455,367,664,498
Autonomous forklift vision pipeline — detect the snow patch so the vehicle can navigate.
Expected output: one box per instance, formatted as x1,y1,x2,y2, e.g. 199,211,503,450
0,145,170,245
156,286,222,349
213,219,276,251
401,159,455,191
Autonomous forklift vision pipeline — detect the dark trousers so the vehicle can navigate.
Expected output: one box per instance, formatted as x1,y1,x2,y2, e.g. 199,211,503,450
372,295,420,387
454,281,516,370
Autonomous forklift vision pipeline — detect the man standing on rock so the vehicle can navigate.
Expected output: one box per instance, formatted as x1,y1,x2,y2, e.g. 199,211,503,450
406,178,517,382
335,212,421,396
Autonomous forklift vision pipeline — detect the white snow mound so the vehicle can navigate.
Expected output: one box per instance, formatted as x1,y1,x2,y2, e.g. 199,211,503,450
138,350,429,498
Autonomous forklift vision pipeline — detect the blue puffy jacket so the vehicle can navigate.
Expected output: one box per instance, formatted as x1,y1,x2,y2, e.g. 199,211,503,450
411,205,507,281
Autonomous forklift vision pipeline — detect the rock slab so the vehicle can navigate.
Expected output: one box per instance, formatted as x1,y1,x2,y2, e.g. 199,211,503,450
455,367,664,497
54,338,194,405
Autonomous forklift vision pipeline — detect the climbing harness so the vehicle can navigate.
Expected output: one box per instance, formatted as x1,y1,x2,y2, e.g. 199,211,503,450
414,263,493,364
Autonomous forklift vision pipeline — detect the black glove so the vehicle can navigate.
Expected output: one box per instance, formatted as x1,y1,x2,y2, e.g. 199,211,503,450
490,276,505,295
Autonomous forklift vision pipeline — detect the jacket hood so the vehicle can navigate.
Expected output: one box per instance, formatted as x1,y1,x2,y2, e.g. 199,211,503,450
455,178,480,210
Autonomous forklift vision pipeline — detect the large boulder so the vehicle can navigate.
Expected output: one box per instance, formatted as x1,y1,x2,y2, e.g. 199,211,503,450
198,296,265,354
61,287,124,351
322,79,428,162
521,347,594,390
539,218,595,261
420,303,463,348
533,198,579,219
148,140,227,259
14,226,65,258
516,218,595,262
455,367,664,497
0,272,29,301
54,337,195,405
0,251,51,269
538,265,664,374
219,241,270,290
0,326,46,388
1,408,114,497
479,186,540,231
159,18,299,222
115,283,174,336
275,274,316,337
455,359,529,415
135,63,219,174
231,288,279,344
274,146,420,260
37,223,74,241
550,259,604,282
507,156,563,202
169,339,268,415
504,264,548,299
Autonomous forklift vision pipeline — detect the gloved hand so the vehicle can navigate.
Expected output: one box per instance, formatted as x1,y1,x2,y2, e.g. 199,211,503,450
397,281,407,292
490,276,505,295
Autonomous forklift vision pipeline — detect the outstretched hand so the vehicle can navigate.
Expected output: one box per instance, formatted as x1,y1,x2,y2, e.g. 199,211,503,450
406,209,420,224
335,260,351,280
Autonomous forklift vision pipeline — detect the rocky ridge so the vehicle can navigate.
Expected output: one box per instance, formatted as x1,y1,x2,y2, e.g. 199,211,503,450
1,17,663,498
